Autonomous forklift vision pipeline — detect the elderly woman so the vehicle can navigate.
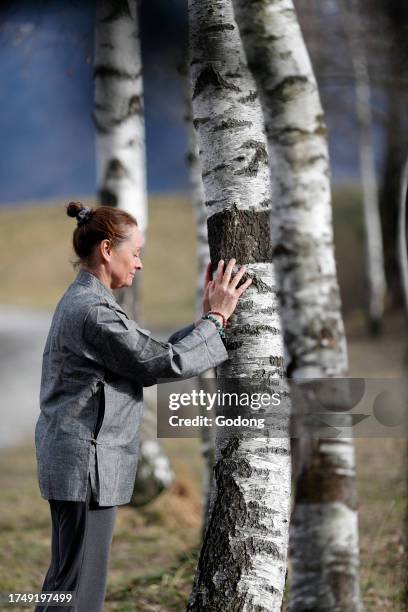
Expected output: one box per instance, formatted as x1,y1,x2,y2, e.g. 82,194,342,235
34,202,252,611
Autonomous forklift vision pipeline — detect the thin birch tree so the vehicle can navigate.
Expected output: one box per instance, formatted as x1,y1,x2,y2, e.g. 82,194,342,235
185,71,217,534
232,0,363,609
339,0,386,334
188,0,291,608
94,0,173,503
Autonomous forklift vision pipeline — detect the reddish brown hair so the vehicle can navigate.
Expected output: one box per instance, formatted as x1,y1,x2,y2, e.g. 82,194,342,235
66,202,138,265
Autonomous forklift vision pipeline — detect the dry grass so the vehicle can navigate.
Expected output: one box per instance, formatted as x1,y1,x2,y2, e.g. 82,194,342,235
0,195,197,328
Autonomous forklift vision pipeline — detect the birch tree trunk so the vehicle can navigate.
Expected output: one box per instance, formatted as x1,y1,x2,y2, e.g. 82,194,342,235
398,154,408,322
339,0,386,334
94,0,147,321
232,1,363,610
185,81,217,536
188,1,291,609
94,0,174,503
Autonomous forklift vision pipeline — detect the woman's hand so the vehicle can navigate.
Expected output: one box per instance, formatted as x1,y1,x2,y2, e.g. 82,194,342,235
202,259,252,321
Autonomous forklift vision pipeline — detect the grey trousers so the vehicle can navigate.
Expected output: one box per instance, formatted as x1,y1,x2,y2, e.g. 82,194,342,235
35,474,117,612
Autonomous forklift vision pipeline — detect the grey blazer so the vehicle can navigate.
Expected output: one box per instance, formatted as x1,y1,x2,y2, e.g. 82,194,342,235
34,269,229,506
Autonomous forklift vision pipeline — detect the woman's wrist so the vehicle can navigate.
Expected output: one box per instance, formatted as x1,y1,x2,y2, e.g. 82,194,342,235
201,313,226,338
206,313,224,327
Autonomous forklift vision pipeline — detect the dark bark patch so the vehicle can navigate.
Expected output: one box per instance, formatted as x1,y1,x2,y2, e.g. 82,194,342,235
266,76,309,103
204,23,235,34
230,324,280,337
260,306,278,316
238,90,258,104
225,70,243,79
93,65,141,81
250,275,274,294
192,65,239,100
212,118,252,132
270,355,285,368
224,339,244,351
269,125,315,146
92,112,110,134
203,163,228,178
234,141,268,177
104,158,129,181
205,199,224,208
294,441,358,509
99,189,118,207
99,0,132,23
193,116,211,129
207,205,273,264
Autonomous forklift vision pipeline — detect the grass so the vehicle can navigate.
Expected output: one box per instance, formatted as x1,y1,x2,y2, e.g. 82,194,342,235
0,436,405,610
0,439,204,611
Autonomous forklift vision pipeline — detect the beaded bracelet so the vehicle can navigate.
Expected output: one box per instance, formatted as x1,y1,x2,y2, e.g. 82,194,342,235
202,313,226,339
207,310,227,328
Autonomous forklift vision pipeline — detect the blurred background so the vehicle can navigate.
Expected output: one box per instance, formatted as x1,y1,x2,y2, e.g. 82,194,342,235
0,0,406,609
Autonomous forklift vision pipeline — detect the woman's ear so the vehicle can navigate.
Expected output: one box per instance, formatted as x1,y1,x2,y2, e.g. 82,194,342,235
100,239,112,262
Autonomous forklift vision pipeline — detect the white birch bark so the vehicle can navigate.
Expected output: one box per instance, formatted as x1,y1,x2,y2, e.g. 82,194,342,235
188,1,291,609
94,0,173,501
232,1,363,610
339,0,386,333
185,77,217,535
398,153,408,319
94,0,147,234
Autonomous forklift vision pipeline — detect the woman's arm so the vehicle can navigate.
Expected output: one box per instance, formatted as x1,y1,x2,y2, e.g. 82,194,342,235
82,303,228,387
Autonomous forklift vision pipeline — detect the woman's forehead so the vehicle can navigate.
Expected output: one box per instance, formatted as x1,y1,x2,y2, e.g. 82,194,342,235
130,225,144,248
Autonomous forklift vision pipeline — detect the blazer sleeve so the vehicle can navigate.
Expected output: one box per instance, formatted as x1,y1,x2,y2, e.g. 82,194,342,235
167,323,195,344
82,303,228,387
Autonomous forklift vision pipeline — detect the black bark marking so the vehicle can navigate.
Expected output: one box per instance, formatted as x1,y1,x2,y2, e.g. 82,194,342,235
270,355,285,368
250,275,274,294
229,324,280,337
212,118,252,132
259,198,272,208
93,65,141,81
203,163,227,178
238,90,258,104
192,65,240,99
101,42,114,50
193,117,211,129
224,339,244,351
99,189,118,207
204,23,235,33
205,199,224,208
93,96,143,133
234,140,268,177
266,76,308,103
207,205,273,265
99,0,132,23
92,112,110,135
104,158,129,181
268,125,323,145
294,441,358,510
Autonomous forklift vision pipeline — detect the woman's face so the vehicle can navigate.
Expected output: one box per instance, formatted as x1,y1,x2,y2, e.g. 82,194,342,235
107,225,144,289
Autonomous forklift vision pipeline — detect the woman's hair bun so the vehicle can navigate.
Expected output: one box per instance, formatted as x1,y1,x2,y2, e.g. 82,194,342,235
66,201,84,218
